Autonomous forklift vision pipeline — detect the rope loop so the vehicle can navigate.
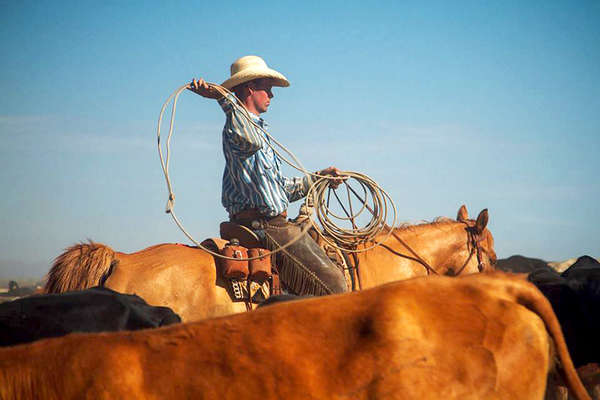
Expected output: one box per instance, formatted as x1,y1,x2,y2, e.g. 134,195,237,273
307,171,396,253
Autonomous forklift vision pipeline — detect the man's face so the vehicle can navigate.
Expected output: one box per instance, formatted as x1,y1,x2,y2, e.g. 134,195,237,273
247,79,274,114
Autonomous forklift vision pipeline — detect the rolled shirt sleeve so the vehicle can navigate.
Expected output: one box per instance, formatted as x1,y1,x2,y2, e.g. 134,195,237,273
219,94,262,155
283,175,310,203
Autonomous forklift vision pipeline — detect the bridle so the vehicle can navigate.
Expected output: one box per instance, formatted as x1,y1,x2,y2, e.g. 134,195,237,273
455,222,489,275
376,222,490,276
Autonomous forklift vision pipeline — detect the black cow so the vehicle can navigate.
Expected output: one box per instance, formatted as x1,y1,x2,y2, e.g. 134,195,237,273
528,255,600,367
495,255,552,274
0,286,181,347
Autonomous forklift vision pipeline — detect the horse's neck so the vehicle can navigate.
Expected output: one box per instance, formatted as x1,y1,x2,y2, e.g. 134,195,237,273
351,223,469,289
381,222,467,269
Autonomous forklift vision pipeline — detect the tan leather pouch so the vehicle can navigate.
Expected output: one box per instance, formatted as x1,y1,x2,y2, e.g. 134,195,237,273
248,248,272,283
220,244,249,279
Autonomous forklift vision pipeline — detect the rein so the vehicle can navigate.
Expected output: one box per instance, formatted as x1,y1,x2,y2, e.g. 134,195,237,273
383,232,439,275
376,223,487,276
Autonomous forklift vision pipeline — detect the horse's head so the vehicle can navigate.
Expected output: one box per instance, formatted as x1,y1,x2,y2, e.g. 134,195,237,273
456,205,497,272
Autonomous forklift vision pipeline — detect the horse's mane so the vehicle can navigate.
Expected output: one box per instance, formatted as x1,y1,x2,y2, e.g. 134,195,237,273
44,240,116,294
393,216,457,231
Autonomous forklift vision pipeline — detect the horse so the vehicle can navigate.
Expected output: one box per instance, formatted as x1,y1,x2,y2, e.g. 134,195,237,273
350,205,495,289
44,205,496,322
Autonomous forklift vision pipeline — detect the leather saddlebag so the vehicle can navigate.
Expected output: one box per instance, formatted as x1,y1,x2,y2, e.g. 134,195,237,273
220,242,249,279
248,248,272,283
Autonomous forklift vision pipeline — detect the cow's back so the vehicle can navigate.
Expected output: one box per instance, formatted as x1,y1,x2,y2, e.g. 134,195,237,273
0,273,588,400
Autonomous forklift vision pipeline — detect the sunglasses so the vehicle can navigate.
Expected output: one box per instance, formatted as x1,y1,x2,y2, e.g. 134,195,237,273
247,80,273,93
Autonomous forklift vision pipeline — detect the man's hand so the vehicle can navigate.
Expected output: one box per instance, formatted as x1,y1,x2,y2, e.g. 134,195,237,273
188,78,222,99
317,166,348,189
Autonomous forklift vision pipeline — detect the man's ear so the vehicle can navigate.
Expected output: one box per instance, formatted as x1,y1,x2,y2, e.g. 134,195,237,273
238,85,253,102
457,205,468,222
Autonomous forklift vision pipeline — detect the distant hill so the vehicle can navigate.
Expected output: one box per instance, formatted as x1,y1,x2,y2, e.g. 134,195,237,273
547,257,599,273
496,255,599,274
495,255,551,274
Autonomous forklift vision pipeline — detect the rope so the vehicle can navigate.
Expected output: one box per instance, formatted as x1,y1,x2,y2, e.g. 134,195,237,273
157,82,396,260
307,173,396,253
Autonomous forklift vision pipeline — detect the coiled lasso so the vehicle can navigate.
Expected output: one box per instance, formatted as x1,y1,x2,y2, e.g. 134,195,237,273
157,82,396,260
307,171,396,253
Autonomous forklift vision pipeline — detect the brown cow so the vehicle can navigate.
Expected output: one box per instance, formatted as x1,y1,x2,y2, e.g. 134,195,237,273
0,272,591,400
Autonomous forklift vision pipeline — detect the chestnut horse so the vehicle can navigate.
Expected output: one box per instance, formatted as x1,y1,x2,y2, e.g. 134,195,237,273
44,205,496,321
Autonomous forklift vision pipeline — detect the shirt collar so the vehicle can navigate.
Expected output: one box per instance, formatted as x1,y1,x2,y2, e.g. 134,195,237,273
248,111,268,128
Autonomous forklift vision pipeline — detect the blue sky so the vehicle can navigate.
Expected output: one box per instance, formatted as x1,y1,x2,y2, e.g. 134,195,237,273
1,1,598,278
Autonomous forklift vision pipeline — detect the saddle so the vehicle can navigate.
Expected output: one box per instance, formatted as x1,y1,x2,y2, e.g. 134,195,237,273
200,222,281,309
203,220,354,308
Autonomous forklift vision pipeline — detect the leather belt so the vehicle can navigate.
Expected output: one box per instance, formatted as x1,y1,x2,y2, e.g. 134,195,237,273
230,209,287,222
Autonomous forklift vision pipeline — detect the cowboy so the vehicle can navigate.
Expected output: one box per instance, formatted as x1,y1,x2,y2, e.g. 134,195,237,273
189,55,348,296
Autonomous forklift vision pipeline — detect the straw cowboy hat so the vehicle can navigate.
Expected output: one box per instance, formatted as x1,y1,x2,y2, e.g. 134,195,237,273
221,55,290,90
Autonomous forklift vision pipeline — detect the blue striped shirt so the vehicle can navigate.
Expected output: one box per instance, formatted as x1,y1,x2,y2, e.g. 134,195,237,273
218,95,309,217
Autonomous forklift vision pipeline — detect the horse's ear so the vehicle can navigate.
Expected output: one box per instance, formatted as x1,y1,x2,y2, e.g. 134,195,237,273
475,209,489,233
457,205,469,222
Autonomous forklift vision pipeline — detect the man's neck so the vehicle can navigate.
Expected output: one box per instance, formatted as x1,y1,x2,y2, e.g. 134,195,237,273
241,97,263,116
